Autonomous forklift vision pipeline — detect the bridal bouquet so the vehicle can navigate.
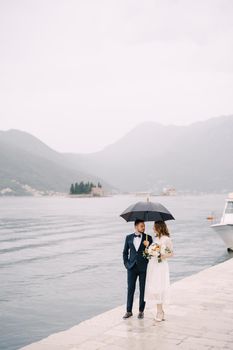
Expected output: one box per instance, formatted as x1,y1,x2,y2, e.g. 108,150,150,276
143,243,171,262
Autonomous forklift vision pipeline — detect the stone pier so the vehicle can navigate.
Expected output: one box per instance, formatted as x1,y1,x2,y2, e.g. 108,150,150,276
20,258,233,350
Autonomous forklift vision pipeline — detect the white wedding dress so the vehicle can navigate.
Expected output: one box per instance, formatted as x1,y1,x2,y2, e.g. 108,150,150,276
144,235,173,306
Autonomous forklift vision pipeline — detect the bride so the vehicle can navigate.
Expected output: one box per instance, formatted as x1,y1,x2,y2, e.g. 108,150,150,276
144,220,174,321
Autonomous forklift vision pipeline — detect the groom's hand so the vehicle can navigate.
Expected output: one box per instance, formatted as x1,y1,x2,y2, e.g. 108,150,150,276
143,240,149,247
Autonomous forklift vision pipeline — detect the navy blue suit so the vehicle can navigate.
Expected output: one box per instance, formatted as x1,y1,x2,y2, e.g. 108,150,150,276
123,232,153,313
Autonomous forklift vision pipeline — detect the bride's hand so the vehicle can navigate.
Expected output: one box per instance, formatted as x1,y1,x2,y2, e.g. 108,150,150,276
161,252,173,259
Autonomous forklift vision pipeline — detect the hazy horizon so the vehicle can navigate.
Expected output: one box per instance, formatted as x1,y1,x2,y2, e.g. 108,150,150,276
1,114,232,154
1,0,233,153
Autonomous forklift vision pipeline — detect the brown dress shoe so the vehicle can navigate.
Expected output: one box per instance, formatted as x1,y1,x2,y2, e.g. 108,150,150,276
138,311,144,319
123,311,133,319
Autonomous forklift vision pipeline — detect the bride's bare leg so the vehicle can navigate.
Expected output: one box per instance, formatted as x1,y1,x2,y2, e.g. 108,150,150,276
161,304,165,320
155,304,164,321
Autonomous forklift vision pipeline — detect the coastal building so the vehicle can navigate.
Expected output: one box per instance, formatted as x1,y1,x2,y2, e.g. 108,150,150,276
162,187,176,196
91,186,105,197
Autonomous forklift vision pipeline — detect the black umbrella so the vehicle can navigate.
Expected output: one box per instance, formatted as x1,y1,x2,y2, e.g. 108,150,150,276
120,200,175,222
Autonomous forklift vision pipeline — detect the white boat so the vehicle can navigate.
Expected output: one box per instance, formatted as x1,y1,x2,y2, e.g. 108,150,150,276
211,193,233,251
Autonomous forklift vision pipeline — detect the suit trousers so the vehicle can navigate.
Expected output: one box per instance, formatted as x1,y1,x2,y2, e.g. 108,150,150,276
126,262,147,312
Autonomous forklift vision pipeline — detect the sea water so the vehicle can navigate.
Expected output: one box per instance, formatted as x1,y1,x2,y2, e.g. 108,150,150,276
0,194,231,350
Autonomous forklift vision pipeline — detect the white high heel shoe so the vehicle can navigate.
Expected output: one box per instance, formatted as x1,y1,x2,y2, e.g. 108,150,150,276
155,311,165,321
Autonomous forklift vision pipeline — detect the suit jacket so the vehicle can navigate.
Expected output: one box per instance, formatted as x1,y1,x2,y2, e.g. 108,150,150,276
122,232,153,271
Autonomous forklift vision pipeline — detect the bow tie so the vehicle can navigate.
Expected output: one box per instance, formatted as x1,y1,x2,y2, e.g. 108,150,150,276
134,234,142,238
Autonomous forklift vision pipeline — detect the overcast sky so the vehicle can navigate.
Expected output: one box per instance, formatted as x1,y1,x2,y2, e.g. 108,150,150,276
1,0,233,153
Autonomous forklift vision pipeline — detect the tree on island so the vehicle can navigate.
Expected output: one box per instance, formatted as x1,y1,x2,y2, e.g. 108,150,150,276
70,183,75,194
69,181,99,194
74,182,79,194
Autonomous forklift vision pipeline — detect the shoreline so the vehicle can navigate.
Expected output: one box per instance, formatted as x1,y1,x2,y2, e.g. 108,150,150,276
0,192,230,198
19,257,233,350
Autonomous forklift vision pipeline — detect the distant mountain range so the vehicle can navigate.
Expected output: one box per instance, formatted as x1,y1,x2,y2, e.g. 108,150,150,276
65,115,233,193
0,129,113,196
0,114,233,195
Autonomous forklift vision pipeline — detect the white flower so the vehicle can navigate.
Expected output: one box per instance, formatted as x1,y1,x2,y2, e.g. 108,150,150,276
148,243,160,257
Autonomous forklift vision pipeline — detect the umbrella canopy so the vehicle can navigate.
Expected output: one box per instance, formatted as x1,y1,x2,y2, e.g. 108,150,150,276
120,201,175,222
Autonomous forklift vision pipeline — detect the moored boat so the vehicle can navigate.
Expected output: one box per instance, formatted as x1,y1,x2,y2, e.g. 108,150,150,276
211,193,233,251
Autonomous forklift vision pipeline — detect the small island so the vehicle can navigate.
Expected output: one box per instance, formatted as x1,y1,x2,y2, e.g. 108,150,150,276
69,181,104,197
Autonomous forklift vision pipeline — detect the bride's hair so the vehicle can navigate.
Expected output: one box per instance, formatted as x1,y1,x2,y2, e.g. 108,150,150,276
154,220,170,238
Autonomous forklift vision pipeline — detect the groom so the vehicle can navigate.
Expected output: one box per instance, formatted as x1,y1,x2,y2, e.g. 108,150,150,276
122,219,153,319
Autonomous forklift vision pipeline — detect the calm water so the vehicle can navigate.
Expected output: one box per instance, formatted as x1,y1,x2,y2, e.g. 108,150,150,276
0,194,232,350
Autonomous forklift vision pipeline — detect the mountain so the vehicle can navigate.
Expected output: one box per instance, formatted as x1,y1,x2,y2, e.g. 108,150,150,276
64,115,233,192
1,114,232,195
0,129,113,196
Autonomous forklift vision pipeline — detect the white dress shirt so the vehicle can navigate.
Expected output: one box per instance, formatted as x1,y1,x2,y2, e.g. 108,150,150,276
133,231,142,251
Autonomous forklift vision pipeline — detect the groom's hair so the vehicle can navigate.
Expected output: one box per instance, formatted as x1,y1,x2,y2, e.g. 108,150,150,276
134,219,144,226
